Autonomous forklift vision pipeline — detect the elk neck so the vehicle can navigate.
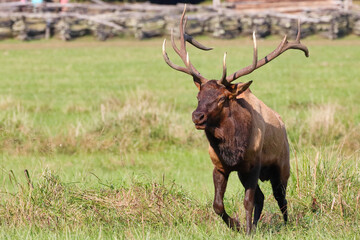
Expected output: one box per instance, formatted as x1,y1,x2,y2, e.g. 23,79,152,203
205,97,253,168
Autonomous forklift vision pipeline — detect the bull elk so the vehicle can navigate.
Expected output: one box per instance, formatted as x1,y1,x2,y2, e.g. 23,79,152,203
162,5,309,234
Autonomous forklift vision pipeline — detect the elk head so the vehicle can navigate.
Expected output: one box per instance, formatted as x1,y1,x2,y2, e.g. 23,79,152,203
162,5,309,130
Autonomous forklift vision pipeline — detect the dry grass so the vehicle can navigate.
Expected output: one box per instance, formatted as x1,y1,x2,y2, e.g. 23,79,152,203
287,102,359,155
2,97,357,157
291,147,359,216
1,153,358,238
0,91,204,156
0,170,216,231
307,103,337,134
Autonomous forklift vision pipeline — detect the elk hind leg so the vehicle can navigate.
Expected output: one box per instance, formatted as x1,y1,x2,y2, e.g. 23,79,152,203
238,169,260,234
253,185,264,226
270,172,288,223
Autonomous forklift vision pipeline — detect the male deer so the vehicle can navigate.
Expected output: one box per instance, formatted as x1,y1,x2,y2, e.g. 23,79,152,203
162,5,309,234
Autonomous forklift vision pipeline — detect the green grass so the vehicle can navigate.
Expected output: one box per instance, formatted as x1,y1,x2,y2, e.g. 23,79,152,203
0,36,359,239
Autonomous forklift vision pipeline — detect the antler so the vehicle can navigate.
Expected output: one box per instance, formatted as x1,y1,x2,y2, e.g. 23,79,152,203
226,20,309,83
162,4,212,85
219,31,258,86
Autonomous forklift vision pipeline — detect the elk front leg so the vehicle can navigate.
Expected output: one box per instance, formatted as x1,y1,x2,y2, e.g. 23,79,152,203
213,168,240,230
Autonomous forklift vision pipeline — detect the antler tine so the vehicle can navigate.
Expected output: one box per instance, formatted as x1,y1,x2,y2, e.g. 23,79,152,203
163,38,207,81
171,28,181,56
162,4,215,84
162,39,190,74
226,31,258,83
170,28,182,59
218,52,229,86
179,6,187,52
252,31,258,70
226,20,309,83
180,13,204,81
185,34,213,51
279,19,309,57
181,4,213,51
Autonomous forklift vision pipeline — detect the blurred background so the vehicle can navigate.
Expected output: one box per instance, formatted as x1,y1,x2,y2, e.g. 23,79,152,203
0,0,358,40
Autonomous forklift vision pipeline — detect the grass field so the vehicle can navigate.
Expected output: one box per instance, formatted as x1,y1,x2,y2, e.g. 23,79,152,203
0,35,359,239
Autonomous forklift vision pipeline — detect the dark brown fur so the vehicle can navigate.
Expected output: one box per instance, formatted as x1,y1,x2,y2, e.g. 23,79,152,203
192,80,290,234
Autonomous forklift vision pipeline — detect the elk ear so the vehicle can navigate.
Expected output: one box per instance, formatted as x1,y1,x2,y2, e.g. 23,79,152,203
194,82,201,90
193,79,201,90
231,81,253,98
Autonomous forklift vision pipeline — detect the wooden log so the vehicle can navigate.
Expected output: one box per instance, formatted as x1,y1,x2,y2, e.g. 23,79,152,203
0,2,178,13
0,12,123,31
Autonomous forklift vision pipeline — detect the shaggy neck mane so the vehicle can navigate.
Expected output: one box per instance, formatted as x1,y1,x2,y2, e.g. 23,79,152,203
205,98,252,167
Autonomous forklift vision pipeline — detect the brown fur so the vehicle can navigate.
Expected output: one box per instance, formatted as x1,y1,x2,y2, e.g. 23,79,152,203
192,80,289,234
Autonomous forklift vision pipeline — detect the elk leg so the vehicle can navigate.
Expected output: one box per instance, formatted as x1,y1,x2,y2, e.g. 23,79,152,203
253,185,264,226
271,175,288,223
238,169,260,234
213,168,240,230
243,187,255,234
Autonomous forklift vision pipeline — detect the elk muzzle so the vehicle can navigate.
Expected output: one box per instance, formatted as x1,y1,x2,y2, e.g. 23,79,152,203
192,110,207,130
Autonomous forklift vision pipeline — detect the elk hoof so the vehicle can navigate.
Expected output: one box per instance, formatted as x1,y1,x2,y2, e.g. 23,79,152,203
229,217,241,231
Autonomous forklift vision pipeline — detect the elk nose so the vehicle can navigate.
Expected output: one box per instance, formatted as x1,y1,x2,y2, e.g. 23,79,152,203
192,111,206,124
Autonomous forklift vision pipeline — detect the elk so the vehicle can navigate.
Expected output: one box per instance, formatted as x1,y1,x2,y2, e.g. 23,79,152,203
162,5,309,234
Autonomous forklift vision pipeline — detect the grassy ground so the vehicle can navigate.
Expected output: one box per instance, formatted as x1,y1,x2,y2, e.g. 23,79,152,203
0,36,359,239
